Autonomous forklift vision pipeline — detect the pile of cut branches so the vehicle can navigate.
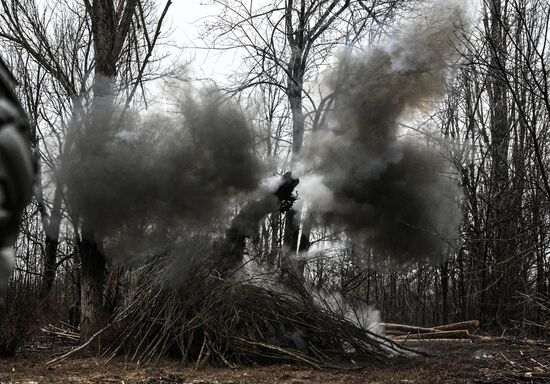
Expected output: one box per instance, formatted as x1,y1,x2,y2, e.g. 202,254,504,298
102,265,415,368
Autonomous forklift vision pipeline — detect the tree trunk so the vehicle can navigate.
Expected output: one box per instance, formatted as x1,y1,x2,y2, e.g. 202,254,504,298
440,261,449,325
76,0,139,342
283,0,308,267
283,67,306,256
486,0,518,325
39,186,63,300
79,226,108,342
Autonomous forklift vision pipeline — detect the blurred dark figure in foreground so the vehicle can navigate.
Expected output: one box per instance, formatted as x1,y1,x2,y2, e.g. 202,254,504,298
0,56,34,308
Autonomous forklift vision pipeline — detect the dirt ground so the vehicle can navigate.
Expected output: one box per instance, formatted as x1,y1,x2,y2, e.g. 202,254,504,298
0,341,548,383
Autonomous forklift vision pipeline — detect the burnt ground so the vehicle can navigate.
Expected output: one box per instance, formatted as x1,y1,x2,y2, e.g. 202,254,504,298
0,341,549,383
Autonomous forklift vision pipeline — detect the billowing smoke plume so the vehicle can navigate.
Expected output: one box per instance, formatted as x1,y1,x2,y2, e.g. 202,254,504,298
299,0,469,265
63,87,262,263
314,291,384,335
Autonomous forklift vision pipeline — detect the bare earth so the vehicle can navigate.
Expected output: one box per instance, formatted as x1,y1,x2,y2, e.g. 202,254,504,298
0,341,547,383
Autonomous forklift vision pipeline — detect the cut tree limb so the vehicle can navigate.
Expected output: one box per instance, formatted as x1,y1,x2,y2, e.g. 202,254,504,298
46,323,111,365
395,338,473,344
385,330,419,336
383,320,479,334
393,329,471,340
433,320,479,332
383,323,437,333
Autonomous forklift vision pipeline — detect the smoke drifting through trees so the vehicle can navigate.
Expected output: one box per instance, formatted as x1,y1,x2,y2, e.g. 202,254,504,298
299,0,469,265
60,0,467,273
63,0,467,271
63,87,262,264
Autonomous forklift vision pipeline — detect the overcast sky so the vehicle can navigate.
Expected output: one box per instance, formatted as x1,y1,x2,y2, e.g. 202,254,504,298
165,0,237,81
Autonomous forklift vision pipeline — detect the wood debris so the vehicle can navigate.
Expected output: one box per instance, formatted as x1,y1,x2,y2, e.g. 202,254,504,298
387,320,480,344
41,323,80,343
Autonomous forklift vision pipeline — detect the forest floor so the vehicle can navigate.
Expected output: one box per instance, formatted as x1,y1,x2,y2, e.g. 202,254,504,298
0,340,549,383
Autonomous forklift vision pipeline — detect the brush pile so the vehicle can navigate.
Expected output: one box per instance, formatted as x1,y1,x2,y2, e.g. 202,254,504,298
102,265,415,368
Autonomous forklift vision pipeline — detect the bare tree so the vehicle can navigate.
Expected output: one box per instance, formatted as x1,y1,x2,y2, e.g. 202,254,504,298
207,0,410,277
0,0,172,341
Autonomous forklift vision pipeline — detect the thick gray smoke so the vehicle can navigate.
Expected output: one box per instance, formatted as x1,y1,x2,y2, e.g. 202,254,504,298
63,87,262,263
299,0,469,265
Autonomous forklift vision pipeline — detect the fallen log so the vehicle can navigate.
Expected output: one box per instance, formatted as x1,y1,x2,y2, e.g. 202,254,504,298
471,335,499,342
433,320,479,332
383,320,480,334
393,329,470,340
385,330,411,336
394,338,473,344
383,323,437,333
